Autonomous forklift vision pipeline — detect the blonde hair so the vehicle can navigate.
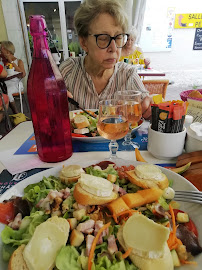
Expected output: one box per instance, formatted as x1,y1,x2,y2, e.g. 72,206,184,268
128,26,138,41
74,0,128,37
0,41,15,55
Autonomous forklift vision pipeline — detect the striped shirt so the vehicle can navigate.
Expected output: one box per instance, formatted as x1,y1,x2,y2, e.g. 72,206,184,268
59,56,148,111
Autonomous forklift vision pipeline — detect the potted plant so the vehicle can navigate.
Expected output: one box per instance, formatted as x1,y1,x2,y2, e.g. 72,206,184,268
49,42,61,65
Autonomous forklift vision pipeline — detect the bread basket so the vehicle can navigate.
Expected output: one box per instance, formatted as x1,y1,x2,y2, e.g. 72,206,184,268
180,89,202,102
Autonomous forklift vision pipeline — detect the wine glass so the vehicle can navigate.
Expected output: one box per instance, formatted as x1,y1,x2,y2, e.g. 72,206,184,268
97,99,129,160
115,90,142,150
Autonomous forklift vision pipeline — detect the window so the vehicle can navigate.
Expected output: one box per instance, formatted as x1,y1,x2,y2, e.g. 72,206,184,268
24,2,63,53
64,1,82,56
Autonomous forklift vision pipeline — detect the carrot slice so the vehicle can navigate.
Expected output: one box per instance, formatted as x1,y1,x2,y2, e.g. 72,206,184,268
135,148,146,162
167,204,183,251
180,260,197,265
122,247,133,259
113,209,137,224
88,222,111,270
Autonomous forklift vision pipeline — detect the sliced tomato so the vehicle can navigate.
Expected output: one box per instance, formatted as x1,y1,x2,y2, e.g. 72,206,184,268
172,209,198,237
116,165,135,180
0,201,15,224
71,133,88,138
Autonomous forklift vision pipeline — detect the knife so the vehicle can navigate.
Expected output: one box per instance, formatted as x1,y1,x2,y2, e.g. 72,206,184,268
68,97,97,119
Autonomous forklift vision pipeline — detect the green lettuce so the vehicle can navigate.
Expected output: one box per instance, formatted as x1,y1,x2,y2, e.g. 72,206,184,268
120,182,141,193
85,165,118,179
56,245,81,270
2,244,16,262
55,245,139,270
1,211,48,247
23,175,66,205
78,254,88,270
125,259,139,270
158,196,169,211
95,255,126,270
80,111,98,133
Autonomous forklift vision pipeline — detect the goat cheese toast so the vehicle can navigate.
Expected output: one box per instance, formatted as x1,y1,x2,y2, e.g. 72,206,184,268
0,161,202,270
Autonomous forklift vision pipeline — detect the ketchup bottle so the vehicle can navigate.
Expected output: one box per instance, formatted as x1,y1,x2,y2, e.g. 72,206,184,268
27,15,72,162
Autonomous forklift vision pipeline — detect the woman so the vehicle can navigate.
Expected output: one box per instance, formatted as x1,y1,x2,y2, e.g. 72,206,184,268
0,41,26,114
60,0,151,119
0,64,9,123
120,26,150,68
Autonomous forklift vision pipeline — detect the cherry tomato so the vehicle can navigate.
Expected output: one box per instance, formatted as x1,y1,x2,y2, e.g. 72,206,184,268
0,202,15,225
172,209,198,237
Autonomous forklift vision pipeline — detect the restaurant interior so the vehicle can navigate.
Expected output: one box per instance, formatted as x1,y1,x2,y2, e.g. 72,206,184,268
0,0,202,269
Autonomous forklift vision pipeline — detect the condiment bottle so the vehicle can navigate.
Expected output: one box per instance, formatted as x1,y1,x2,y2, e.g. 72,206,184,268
27,15,72,162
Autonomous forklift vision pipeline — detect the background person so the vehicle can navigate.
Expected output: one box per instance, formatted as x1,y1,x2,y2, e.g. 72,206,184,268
120,26,150,68
60,0,151,119
0,41,26,114
0,64,9,122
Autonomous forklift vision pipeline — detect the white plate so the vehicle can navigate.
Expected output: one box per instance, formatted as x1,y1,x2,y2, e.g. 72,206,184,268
131,118,144,131
71,109,106,143
0,160,201,270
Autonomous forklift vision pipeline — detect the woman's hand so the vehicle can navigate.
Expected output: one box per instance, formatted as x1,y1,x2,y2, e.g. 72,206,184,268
67,91,73,98
141,96,152,120
6,54,13,63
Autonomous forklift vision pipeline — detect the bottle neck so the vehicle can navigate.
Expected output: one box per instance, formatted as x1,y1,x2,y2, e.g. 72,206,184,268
33,35,50,58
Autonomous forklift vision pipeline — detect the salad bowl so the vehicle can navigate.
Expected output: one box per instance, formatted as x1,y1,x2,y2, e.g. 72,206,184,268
0,159,202,269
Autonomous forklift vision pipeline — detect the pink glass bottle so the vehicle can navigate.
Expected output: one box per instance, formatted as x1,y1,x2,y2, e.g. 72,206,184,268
27,15,72,162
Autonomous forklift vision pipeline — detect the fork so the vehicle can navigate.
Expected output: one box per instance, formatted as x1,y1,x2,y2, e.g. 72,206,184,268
174,190,202,204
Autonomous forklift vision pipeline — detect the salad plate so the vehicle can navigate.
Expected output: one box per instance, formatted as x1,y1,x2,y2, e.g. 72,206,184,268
70,109,107,143
0,159,202,270
71,110,144,143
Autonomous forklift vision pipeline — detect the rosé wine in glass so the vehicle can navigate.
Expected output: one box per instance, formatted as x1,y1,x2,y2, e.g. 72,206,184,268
115,90,142,150
97,99,129,160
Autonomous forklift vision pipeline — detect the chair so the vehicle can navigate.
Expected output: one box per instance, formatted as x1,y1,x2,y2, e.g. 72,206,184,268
142,79,169,99
12,79,29,114
0,86,12,131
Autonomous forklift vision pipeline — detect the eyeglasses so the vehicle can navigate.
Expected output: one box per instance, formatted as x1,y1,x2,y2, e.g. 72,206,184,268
88,33,129,49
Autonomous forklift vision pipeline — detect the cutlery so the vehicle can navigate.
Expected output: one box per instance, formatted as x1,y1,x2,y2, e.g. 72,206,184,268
68,97,97,119
174,190,202,204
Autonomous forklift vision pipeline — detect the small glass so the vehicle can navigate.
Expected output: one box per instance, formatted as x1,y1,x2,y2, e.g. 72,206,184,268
115,90,142,150
97,99,129,160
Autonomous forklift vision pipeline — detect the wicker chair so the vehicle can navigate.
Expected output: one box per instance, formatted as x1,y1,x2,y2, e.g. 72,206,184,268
142,79,169,99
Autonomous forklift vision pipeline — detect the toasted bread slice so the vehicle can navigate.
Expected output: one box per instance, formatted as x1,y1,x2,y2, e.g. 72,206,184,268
74,183,118,205
126,164,169,190
74,114,90,129
59,165,85,184
59,174,81,184
188,90,202,99
8,245,28,270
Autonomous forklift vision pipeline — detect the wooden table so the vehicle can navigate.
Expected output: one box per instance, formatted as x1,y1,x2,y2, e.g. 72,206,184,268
3,71,22,81
137,69,165,77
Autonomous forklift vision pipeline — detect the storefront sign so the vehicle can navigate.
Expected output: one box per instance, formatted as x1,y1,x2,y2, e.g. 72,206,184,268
174,13,202,28
193,28,202,50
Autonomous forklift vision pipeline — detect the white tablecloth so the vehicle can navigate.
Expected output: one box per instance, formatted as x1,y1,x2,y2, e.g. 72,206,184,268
0,121,176,175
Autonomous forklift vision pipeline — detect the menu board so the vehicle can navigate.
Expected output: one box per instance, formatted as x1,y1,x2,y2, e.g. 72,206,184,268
193,28,202,50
